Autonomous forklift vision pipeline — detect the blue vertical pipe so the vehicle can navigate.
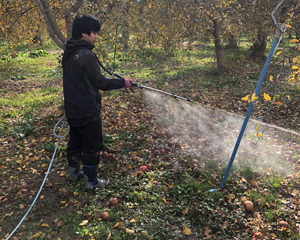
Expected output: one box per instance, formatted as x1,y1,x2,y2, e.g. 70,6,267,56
215,36,280,190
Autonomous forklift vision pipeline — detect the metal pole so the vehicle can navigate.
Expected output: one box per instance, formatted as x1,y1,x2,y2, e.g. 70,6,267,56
209,30,281,192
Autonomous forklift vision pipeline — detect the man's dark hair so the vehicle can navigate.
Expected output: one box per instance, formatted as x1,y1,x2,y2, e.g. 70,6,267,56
72,15,100,39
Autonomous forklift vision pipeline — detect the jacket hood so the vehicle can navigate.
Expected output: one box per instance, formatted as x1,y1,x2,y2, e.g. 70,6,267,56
62,39,94,66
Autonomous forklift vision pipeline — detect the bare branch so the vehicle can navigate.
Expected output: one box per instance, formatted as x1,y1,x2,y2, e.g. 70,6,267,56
10,7,37,29
65,0,84,39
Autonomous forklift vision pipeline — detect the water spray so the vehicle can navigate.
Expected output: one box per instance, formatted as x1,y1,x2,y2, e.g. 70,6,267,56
131,82,192,102
209,0,291,193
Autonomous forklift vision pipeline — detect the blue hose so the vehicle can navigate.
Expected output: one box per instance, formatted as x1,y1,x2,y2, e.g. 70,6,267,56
5,115,69,240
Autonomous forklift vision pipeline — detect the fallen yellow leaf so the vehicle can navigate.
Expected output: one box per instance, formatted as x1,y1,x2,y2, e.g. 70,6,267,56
130,218,136,223
182,208,188,215
113,222,122,228
41,223,49,227
182,227,192,235
79,220,88,226
126,228,134,234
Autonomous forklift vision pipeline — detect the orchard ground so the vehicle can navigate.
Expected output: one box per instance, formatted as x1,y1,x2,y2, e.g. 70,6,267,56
1,40,300,239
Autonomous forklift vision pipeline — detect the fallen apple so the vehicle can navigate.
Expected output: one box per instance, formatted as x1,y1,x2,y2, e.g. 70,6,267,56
175,141,182,148
252,231,262,239
244,200,253,212
101,212,109,221
110,154,116,161
154,150,161,156
140,166,147,171
279,220,289,228
102,152,109,158
109,198,118,206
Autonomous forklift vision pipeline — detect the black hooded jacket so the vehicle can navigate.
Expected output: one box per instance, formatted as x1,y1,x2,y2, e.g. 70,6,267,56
62,39,125,120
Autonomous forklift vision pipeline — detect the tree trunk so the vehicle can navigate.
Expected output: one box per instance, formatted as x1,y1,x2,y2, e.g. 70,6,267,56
122,27,129,49
250,29,267,59
35,0,65,49
212,19,225,72
35,0,117,50
226,33,238,49
121,3,129,49
65,0,83,39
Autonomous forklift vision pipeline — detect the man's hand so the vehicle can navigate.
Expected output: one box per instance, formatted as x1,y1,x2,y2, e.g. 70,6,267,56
124,78,133,88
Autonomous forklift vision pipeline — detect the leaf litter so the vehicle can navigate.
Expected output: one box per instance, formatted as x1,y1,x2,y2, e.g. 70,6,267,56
1,78,300,239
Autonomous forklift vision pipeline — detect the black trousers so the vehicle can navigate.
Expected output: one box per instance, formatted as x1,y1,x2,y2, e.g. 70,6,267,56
67,114,103,167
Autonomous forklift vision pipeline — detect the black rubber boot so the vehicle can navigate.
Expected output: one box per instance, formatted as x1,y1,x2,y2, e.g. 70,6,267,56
68,153,83,182
68,165,84,182
83,165,110,190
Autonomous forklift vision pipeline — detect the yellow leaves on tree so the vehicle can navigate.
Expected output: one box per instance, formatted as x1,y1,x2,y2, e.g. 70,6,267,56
251,93,258,102
241,95,249,101
243,92,282,106
290,39,299,43
263,93,271,101
241,93,258,103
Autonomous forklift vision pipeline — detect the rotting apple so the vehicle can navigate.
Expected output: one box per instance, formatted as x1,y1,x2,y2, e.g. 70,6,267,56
102,152,109,158
109,198,118,206
110,154,116,161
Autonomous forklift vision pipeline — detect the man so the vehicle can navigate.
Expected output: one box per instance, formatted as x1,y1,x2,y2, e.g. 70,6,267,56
62,15,132,190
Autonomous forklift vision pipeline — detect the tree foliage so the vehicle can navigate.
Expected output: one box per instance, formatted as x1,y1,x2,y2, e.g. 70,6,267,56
0,0,299,72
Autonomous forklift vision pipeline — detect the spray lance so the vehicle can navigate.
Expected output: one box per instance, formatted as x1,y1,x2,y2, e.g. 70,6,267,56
130,81,192,102
95,56,192,102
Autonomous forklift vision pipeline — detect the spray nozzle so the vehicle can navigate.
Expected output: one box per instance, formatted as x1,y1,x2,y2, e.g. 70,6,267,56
130,81,139,88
